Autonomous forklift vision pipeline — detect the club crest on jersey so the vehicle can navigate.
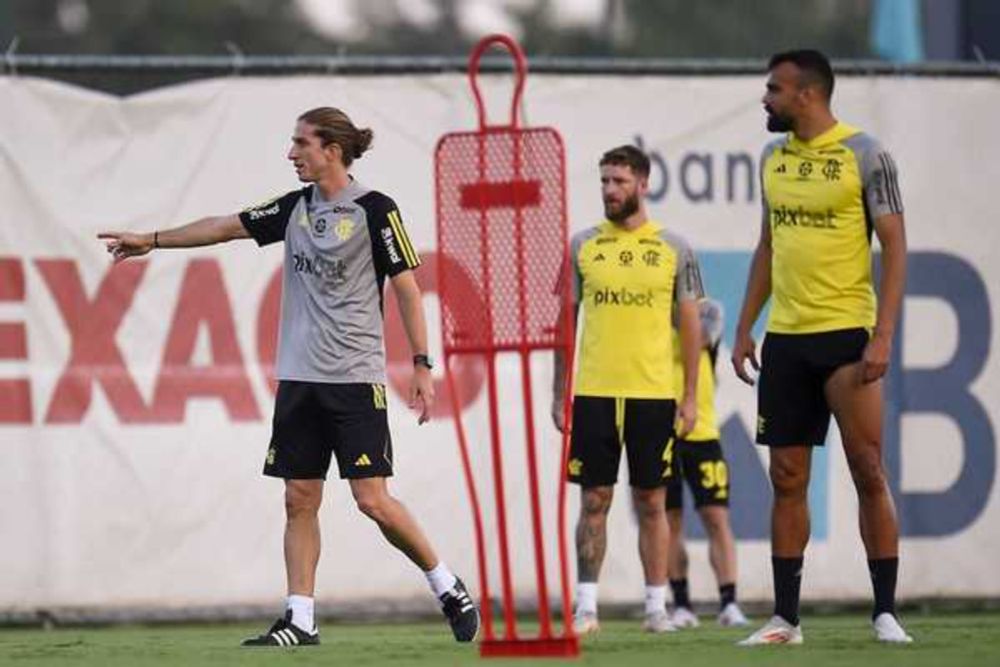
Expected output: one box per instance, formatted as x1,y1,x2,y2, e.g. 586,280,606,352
335,217,356,241
313,217,327,235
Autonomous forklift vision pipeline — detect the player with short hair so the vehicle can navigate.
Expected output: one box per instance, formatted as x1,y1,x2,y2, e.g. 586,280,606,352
664,298,749,629
731,50,911,645
553,144,704,634
99,106,479,647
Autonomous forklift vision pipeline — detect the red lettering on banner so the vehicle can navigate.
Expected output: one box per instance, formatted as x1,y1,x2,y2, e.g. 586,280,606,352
0,257,32,423
150,259,261,422
383,252,485,418
256,267,282,396
36,259,149,423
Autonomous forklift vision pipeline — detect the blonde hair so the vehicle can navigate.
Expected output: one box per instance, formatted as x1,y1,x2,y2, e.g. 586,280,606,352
298,107,374,166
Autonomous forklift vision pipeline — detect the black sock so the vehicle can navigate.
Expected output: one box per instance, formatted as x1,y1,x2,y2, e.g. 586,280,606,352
772,556,803,627
719,583,736,611
669,578,691,610
868,557,899,620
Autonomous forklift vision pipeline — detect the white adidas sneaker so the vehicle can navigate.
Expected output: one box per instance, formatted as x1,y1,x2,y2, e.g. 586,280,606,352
737,615,803,646
873,612,913,643
572,611,600,636
641,609,678,633
670,606,700,629
718,602,750,627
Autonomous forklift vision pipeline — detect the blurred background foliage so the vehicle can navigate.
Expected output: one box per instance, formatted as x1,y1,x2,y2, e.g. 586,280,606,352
0,0,990,94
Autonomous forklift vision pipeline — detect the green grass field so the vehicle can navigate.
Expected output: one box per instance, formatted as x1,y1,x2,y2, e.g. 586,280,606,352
2,612,998,666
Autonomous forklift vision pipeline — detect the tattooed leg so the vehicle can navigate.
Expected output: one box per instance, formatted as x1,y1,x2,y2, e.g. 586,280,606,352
576,486,614,582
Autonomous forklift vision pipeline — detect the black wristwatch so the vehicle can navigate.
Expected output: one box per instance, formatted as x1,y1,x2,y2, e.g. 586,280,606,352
413,354,434,370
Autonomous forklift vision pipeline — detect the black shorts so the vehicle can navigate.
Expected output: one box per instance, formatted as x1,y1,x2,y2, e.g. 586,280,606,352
665,439,730,510
756,328,869,447
567,396,676,489
264,381,393,480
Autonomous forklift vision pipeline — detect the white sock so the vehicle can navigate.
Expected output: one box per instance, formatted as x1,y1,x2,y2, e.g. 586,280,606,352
576,582,598,616
645,585,667,616
286,594,315,633
425,562,458,598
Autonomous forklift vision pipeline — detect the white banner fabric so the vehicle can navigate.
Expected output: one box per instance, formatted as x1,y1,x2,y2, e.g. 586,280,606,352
0,72,997,610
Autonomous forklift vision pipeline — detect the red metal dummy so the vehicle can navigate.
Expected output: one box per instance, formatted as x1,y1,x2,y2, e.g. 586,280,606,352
434,34,578,659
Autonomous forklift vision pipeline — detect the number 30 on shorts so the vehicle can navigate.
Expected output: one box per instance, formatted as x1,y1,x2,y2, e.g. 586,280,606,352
699,460,729,489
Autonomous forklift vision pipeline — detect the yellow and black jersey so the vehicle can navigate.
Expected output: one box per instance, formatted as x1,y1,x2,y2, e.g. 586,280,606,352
670,298,724,442
672,346,720,442
761,122,903,334
570,220,704,399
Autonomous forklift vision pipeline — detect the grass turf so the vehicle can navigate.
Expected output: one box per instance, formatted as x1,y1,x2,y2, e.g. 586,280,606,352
1,612,998,666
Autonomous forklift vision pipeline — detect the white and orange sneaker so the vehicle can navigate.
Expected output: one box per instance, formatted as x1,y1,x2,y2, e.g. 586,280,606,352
737,615,803,646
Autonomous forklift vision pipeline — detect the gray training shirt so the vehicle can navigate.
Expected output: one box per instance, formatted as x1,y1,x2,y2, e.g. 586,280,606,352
239,179,421,385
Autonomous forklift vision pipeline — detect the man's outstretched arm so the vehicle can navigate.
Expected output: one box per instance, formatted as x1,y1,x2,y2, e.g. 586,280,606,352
98,214,249,263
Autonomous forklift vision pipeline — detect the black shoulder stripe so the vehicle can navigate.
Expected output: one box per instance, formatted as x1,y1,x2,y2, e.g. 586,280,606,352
686,259,705,298
879,153,903,214
887,155,903,214
878,154,895,213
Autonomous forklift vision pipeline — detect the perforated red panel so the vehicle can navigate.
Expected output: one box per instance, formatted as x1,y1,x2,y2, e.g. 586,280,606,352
435,127,568,353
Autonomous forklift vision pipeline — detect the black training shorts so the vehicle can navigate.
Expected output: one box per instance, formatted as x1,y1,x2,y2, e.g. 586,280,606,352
756,328,869,447
665,438,730,510
567,396,676,489
264,381,393,480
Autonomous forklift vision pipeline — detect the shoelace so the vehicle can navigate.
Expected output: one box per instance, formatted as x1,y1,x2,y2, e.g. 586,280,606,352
444,589,475,614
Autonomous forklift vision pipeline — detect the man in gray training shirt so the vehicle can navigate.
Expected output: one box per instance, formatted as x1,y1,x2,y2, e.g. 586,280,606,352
99,107,479,648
